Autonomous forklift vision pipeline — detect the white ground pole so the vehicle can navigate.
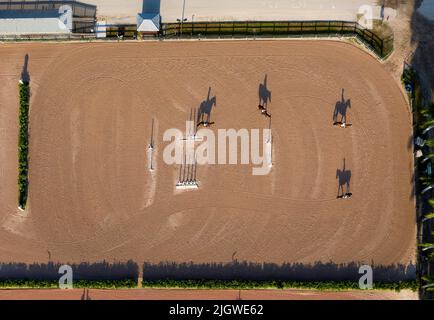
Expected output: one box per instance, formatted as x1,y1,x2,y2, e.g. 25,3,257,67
266,133,273,168
147,144,154,171
266,117,273,168
176,154,199,189
147,118,155,172
176,123,199,190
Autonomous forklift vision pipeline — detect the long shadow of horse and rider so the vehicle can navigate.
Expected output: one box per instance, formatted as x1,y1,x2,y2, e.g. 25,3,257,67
258,75,272,117
336,158,352,199
333,89,352,127
196,75,272,128
196,87,217,128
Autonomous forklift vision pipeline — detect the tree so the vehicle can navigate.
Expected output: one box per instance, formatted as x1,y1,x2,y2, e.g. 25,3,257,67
425,138,434,148
422,212,434,223
421,276,434,291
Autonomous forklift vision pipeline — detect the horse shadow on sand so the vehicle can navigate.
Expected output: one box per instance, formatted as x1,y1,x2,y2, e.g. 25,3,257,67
197,87,217,125
336,158,352,198
258,75,272,109
333,89,351,124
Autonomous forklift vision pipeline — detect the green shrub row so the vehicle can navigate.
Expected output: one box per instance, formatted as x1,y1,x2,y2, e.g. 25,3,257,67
406,65,434,299
0,278,417,291
18,82,30,209
142,279,418,292
0,279,137,289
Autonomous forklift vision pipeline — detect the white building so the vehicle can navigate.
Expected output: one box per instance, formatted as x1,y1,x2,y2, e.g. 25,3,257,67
0,0,97,35
0,9,71,34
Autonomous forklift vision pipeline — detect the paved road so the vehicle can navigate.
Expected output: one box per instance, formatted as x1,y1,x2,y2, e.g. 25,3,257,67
87,0,379,24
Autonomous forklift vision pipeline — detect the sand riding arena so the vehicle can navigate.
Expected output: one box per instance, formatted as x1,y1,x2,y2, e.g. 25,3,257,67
0,40,416,279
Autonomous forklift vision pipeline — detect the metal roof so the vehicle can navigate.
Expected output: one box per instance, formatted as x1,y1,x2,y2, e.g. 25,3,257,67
137,13,160,32
0,9,60,19
0,9,70,34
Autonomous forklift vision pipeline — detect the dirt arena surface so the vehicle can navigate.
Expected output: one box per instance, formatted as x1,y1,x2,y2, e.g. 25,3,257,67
0,288,418,300
0,40,415,277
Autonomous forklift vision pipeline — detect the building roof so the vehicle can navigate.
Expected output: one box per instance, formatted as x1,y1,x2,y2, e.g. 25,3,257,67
0,9,60,19
0,9,71,34
137,13,160,32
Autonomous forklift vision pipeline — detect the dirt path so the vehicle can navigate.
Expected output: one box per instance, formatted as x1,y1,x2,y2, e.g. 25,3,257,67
383,0,434,100
0,288,418,300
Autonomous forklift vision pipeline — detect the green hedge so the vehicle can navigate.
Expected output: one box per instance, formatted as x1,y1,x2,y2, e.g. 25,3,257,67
142,279,418,292
0,279,137,289
0,278,417,291
18,82,30,209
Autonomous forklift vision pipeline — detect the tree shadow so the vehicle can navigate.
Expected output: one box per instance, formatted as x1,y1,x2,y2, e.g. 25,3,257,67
0,260,416,284
142,261,416,282
336,158,352,198
258,75,272,109
142,0,161,14
0,261,138,281
20,54,30,85
333,89,351,124
197,87,217,124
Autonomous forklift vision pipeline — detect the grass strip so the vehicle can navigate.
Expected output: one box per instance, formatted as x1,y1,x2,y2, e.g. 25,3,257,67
142,279,418,292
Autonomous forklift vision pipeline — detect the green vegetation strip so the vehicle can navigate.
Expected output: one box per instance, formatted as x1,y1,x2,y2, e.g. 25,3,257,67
18,82,30,209
142,280,418,292
0,278,417,291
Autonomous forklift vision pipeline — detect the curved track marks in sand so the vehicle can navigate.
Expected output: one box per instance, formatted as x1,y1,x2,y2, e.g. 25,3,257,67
0,41,415,268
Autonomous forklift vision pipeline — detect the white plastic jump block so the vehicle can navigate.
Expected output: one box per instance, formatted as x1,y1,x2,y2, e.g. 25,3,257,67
176,181,199,190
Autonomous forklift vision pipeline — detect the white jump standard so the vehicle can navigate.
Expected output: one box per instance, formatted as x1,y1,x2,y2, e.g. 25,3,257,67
147,119,156,172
